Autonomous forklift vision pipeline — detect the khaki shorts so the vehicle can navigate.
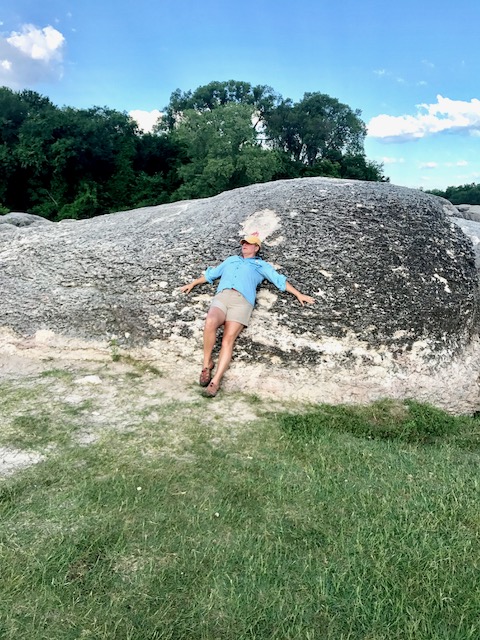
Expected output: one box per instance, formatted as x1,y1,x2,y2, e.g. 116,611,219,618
210,289,254,326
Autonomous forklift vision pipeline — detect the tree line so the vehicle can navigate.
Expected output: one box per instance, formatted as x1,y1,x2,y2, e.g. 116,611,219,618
0,80,388,221
427,183,480,206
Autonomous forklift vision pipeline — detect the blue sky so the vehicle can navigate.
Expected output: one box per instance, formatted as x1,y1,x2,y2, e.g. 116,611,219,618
1,0,479,191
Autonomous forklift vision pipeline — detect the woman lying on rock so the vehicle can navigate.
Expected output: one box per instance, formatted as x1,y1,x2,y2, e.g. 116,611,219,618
180,233,315,397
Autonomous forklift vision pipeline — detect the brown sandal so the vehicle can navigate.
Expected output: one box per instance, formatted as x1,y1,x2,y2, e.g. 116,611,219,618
204,381,219,397
199,364,214,387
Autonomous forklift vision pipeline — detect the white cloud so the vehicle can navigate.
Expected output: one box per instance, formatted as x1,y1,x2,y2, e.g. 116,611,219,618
7,24,64,62
129,109,163,133
0,23,65,88
419,162,438,169
381,157,405,164
368,95,480,142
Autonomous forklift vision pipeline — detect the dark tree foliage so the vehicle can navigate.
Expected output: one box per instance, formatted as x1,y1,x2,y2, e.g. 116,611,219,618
265,92,367,166
0,87,181,219
132,133,185,207
427,183,480,205
0,82,388,220
0,88,55,209
14,105,139,219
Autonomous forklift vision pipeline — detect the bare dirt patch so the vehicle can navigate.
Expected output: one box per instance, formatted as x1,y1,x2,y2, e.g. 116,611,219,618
0,329,283,476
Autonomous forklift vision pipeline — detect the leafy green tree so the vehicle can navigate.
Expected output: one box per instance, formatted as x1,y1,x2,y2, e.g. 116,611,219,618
265,92,367,166
339,154,387,181
162,80,280,131
131,132,184,207
171,103,282,199
0,83,388,218
0,87,28,146
0,143,15,207
15,105,139,218
56,182,99,220
0,88,55,210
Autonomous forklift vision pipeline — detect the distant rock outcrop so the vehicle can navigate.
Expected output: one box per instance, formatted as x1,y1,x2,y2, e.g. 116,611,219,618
1,177,479,412
454,204,480,223
0,212,52,228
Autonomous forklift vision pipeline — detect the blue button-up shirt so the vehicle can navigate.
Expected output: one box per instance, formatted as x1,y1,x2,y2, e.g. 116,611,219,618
204,256,287,306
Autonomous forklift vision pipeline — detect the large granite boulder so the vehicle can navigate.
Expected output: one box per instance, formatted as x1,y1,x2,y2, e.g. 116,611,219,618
1,177,479,412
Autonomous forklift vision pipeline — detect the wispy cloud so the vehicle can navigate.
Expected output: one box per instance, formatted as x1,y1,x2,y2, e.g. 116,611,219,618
373,68,405,84
381,157,405,164
445,160,468,167
419,162,438,169
0,23,65,88
367,95,480,142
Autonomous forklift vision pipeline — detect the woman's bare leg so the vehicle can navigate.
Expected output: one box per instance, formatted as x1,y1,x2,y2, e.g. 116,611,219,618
203,307,226,369
210,320,245,388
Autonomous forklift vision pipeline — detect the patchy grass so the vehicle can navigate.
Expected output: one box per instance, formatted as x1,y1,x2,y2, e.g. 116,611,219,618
39,368,75,381
0,390,479,639
118,354,163,377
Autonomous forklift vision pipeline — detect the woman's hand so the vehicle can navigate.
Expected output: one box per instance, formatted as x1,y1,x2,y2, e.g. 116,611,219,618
296,293,315,306
180,282,196,294
285,282,315,306
180,275,207,294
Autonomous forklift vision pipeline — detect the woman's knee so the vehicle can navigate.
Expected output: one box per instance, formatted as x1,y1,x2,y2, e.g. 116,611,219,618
221,323,244,346
205,309,225,331
221,333,236,348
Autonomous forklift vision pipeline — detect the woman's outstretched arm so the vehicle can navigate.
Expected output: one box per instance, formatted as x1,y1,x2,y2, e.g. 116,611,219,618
285,281,315,306
181,275,207,294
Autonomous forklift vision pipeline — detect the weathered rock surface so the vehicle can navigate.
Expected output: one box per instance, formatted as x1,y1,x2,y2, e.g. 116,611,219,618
1,177,480,412
0,212,52,228
454,204,480,223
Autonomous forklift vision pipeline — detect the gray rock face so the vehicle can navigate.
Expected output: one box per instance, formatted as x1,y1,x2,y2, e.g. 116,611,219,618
1,177,479,412
451,217,480,270
0,212,52,227
454,204,480,223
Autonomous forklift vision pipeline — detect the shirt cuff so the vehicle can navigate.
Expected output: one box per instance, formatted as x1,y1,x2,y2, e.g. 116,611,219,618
203,268,214,284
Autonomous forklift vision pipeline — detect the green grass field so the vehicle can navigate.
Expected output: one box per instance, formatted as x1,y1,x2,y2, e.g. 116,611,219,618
0,371,479,639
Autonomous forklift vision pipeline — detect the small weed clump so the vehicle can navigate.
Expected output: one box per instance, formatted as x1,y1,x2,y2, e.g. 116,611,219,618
108,341,163,376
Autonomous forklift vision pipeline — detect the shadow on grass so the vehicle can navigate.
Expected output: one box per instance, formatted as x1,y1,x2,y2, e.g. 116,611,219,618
278,398,480,449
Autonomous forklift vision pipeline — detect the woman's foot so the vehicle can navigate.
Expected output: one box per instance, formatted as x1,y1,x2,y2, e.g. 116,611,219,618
199,362,214,387
204,380,219,397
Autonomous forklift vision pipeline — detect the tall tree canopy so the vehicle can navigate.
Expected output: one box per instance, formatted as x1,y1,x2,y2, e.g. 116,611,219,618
15,106,139,219
171,103,282,200
0,81,387,220
265,92,367,166
162,80,281,131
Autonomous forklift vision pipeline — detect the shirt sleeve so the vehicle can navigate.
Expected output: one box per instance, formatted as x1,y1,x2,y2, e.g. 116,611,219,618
257,260,287,292
203,258,230,284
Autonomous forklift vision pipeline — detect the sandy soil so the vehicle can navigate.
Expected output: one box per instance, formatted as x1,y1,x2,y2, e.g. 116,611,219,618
0,328,284,477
